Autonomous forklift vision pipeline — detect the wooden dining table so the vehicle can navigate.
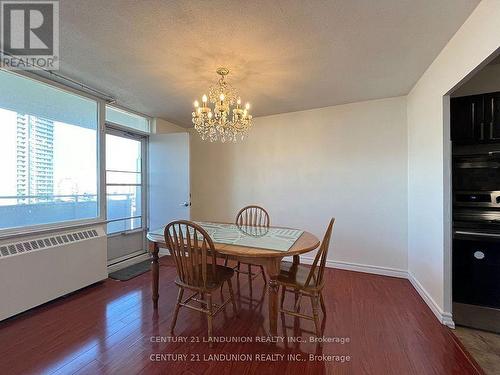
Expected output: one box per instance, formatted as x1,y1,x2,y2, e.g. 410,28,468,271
147,222,320,336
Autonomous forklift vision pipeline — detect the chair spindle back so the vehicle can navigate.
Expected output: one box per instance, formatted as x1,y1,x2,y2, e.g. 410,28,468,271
236,205,270,227
164,220,217,288
304,218,335,289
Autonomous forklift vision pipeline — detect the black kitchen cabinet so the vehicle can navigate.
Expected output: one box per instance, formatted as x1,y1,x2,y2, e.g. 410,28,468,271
484,92,500,140
451,95,484,142
451,92,500,143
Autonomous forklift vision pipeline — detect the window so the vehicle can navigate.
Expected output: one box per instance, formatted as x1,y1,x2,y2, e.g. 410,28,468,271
105,106,150,133
0,70,99,230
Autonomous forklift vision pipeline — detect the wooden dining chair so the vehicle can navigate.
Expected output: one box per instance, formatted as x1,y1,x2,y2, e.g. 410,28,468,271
165,220,237,346
277,218,335,337
225,205,269,294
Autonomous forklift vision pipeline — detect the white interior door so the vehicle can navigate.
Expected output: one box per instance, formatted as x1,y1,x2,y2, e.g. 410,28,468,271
148,132,190,231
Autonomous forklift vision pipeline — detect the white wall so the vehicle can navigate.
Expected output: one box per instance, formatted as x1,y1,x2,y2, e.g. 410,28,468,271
153,118,187,134
407,0,500,324
452,62,500,97
190,97,408,273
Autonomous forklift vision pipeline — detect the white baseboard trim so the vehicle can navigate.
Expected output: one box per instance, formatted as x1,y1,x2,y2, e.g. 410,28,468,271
442,312,455,329
408,272,455,328
299,256,408,279
297,256,454,328
107,253,150,273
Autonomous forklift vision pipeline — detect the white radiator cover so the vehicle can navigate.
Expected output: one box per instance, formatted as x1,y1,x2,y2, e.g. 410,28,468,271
0,225,107,321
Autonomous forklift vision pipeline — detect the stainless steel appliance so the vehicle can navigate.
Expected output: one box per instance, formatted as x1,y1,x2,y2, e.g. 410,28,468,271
452,144,500,333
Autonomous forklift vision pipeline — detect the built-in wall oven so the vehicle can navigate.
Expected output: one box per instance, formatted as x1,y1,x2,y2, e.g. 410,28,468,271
452,143,500,333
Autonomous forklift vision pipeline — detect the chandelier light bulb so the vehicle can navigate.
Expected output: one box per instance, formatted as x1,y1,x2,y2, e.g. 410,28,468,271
208,112,213,119
219,93,225,101
245,103,250,110
202,94,208,103
194,100,199,108
237,98,241,105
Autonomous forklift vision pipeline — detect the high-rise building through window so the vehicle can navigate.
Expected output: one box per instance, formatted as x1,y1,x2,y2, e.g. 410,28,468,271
0,69,99,230
16,114,55,204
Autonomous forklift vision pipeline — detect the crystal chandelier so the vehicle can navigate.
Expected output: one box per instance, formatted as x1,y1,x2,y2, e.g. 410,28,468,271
192,67,253,142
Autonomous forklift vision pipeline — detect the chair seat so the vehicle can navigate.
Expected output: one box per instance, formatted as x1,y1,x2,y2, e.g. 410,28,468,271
277,262,320,290
175,264,234,290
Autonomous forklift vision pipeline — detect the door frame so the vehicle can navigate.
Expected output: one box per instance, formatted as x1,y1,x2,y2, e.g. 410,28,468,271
443,47,500,327
105,124,149,264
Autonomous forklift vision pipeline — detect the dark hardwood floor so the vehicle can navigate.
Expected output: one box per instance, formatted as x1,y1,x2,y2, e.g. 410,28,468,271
0,257,481,374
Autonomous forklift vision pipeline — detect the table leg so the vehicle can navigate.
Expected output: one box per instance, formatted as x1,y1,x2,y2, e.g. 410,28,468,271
149,241,159,309
265,258,282,336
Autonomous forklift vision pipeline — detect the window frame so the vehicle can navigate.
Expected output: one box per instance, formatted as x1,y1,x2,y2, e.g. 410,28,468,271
105,104,152,135
104,126,148,237
0,69,106,239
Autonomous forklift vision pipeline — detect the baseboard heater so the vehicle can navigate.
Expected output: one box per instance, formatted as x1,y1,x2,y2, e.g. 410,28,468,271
0,225,107,321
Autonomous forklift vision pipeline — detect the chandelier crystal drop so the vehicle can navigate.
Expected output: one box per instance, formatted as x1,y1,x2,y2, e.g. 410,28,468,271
192,67,253,143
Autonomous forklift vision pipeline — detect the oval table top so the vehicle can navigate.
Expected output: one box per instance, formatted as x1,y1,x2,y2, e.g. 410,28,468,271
147,225,320,259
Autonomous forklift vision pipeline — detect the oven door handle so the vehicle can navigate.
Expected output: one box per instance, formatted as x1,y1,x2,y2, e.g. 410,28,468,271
454,230,500,238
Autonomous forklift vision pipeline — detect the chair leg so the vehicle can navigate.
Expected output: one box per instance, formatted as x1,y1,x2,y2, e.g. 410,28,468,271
227,278,238,315
280,286,286,308
294,290,302,313
247,264,253,296
294,289,300,310
170,287,184,334
320,291,326,315
236,262,241,280
206,293,213,348
224,256,228,267
259,265,267,284
311,293,321,337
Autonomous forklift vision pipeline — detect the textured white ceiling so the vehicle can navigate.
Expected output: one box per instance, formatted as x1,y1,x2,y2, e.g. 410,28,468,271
59,0,479,126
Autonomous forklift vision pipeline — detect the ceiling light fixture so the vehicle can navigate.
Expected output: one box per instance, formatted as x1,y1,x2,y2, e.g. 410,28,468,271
192,67,252,142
